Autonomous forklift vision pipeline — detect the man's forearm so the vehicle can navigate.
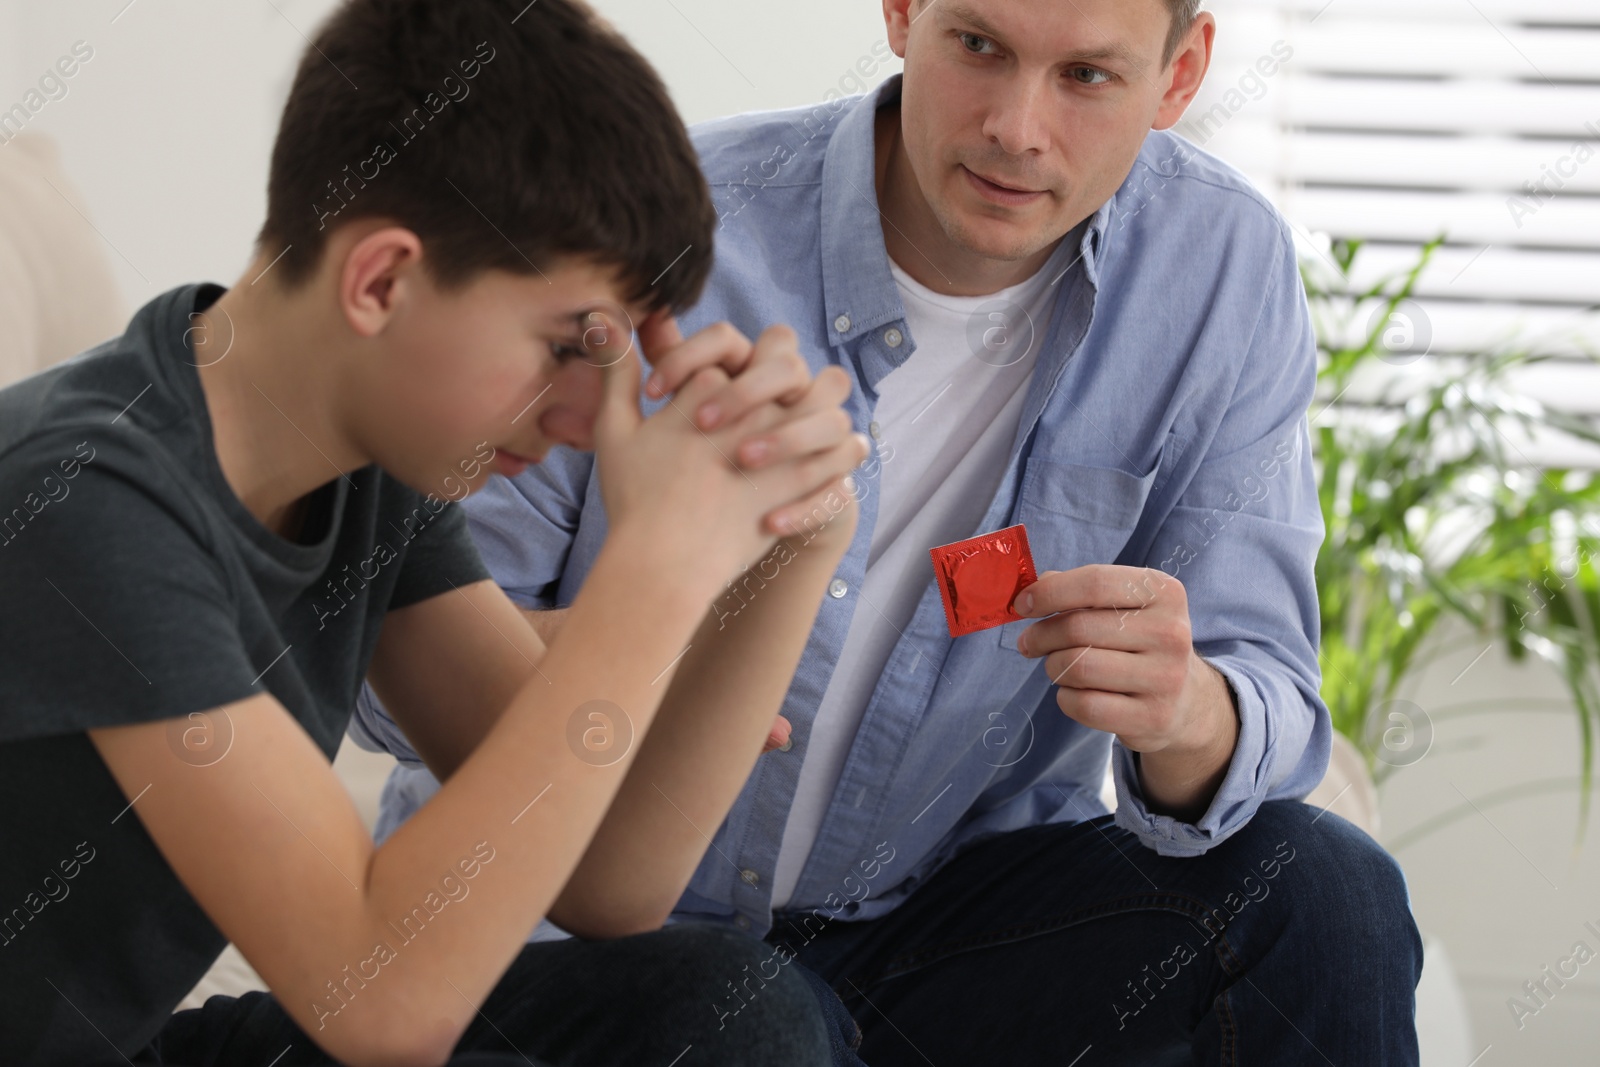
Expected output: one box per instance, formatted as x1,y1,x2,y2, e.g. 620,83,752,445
548,513,855,936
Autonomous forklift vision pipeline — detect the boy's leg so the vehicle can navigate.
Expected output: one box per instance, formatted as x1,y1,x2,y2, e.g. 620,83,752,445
767,801,1424,1067
157,923,839,1066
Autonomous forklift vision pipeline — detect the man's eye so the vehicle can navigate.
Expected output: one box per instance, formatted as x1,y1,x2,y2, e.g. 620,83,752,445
959,32,996,56
550,342,586,364
1070,66,1112,86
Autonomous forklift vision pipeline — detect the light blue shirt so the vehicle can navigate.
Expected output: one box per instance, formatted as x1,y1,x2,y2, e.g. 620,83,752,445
350,73,1330,938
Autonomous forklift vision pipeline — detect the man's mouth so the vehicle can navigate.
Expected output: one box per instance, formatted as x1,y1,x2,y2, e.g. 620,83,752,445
971,169,1038,193
962,165,1047,205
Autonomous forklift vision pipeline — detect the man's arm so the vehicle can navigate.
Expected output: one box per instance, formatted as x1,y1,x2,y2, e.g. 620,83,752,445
1014,228,1327,855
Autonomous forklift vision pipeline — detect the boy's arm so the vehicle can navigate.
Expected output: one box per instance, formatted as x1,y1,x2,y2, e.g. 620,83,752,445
89,529,716,1067
364,578,547,781
86,351,863,1064
545,491,856,936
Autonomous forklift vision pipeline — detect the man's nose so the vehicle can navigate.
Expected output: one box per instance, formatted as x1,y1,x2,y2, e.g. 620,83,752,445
982,76,1052,158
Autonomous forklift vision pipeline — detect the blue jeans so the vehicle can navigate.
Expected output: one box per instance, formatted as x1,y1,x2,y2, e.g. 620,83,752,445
769,800,1423,1066
152,922,839,1065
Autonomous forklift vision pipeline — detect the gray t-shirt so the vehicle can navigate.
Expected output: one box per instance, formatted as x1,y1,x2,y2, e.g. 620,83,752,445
0,283,494,1061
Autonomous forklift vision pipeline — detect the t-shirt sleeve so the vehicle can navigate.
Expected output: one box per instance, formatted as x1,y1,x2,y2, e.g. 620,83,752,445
0,436,262,743
386,495,496,612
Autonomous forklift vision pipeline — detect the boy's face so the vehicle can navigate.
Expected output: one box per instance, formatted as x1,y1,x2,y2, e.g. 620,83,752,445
888,0,1202,265
360,255,644,500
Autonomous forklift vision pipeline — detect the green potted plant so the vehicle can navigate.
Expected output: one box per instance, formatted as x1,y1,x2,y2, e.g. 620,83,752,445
1302,236,1600,842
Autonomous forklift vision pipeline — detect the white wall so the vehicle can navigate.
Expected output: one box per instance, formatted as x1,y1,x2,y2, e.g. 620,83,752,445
0,0,897,310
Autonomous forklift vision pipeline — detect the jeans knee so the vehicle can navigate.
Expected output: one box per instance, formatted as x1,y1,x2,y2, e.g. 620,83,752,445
659,923,831,1062
1256,802,1422,975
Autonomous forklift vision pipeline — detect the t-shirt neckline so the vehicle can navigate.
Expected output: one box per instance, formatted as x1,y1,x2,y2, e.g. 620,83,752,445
158,283,349,571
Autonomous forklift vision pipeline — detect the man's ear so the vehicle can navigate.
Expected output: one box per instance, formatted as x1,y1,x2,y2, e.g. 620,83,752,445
337,225,426,339
1153,12,1216,131
883,0,918,58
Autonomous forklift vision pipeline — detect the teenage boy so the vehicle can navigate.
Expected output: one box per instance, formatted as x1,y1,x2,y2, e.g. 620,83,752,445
0,1,874,1064
358,0,1426,1063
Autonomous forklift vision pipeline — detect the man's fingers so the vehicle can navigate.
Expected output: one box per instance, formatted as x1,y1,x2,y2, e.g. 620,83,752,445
1054,686,1147,738
1040,645,1140,692
1015,564,1178,617
1017,607,1159,658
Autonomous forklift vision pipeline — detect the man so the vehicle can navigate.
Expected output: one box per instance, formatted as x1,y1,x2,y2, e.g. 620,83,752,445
355,0,1424,1062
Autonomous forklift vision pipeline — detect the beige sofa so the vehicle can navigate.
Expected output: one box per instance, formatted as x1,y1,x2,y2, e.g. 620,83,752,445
0,133,126,386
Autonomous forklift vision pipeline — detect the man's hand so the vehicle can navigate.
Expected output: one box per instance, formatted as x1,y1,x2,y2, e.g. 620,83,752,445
1012,564,1239,820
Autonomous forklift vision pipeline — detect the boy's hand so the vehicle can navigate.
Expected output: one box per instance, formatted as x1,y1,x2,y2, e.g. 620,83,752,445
638,313,849,448
632,312,865,533
639,312,812,419
589,315,865,578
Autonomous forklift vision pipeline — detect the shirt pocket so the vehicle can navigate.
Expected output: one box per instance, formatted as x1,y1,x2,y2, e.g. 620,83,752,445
996,452,1163,651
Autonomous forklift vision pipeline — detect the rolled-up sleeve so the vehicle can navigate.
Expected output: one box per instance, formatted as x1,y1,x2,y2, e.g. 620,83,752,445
347,447,599,761
1111,231,1332,857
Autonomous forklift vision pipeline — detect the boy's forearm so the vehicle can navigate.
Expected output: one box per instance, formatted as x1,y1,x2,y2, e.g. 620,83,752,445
521,606,568,646
549,511,855,935
363,527,723,1014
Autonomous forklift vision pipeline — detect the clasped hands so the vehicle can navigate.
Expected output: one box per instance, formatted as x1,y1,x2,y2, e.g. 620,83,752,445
588,310,866,753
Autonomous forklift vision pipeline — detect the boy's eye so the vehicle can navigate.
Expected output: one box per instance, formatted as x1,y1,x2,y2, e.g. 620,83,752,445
1069,66,1112,86
549,341,586,364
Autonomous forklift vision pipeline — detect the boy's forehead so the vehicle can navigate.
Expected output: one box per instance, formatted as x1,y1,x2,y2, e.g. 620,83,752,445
514,258,647,327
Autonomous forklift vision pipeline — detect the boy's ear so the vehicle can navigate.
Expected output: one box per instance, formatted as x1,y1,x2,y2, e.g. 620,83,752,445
338,225,426,338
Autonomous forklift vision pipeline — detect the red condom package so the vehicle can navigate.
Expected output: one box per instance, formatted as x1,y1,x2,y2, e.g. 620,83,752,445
930,524,1039,639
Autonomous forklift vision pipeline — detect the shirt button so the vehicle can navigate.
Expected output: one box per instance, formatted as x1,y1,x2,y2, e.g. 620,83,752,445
834,314,851,333
884,328,903,348
778,735,793,752
740,868,761,886
868,421,882,440
828,578,849,599
735,914,751,930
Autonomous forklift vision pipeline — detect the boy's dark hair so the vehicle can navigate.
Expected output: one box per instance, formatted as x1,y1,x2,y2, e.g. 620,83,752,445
256,0,715,313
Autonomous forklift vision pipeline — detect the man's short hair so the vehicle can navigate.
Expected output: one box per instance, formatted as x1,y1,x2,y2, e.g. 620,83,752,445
255,0,715,313
1162,0,1203,66
910,0,1202,70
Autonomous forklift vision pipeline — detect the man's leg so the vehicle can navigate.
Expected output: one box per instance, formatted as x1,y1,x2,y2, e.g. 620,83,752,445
766,801,1423,1066
158,923,838,1066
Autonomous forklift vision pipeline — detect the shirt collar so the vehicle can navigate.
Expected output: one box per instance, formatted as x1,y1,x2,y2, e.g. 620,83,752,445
818,72,1112,350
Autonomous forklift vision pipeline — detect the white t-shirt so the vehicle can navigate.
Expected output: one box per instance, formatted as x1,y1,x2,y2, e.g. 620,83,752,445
770,237,1077,908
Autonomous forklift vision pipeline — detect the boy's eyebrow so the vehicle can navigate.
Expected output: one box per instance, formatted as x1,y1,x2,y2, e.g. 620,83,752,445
942,1,1143,69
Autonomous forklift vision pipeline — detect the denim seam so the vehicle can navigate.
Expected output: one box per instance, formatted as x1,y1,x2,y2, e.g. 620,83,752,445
1219,983,1239,1067
837,891,1226,995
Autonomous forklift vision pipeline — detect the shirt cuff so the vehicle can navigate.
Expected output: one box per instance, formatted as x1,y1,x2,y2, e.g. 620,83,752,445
1110,657,1272,857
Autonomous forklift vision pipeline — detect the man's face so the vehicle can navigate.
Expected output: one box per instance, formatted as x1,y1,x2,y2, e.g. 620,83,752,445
891,0,1190,264
364,256,644,499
